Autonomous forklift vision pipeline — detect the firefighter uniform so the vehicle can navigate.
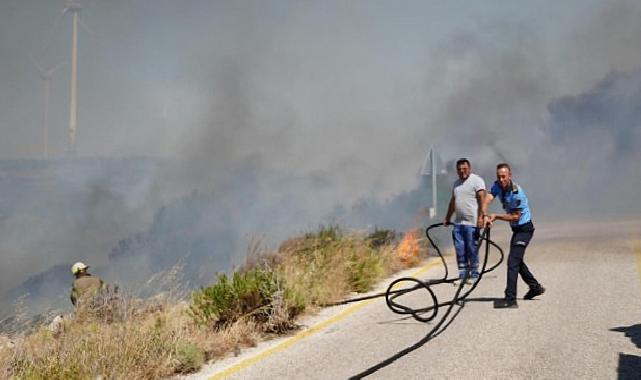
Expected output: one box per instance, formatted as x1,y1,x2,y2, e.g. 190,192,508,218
70,275,104,306
70,262,105,307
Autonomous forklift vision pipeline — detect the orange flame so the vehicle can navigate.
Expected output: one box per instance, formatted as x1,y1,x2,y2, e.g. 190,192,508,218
397,229,421,264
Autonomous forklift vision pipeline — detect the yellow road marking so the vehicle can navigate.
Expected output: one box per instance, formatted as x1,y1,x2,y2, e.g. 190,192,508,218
208,259,441,380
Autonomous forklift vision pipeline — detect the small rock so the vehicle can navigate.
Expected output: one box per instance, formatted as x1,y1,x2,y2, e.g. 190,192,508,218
48,315,65,336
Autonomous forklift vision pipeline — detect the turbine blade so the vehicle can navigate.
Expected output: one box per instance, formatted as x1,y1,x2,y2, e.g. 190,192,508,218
29,55,45,74
50,61,67,74
41,11,65,52
78,17,95,37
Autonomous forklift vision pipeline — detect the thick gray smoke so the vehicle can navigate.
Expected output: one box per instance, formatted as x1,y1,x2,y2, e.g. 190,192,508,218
543,68,641,215
1,1,641,319
417,1,641,217
0,159,161,319
549,69,641,155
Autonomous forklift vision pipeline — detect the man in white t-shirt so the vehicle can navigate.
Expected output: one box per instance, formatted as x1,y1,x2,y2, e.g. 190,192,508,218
444,158,486,280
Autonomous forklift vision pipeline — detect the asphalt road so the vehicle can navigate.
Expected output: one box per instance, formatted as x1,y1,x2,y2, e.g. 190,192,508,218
195,220,641,380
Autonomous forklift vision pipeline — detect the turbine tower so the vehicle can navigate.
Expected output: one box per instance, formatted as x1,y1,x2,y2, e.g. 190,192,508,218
34,61,64,158
63,0,82,155
420,146,446,219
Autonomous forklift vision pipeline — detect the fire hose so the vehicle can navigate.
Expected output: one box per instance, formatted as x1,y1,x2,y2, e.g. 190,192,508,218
327,223,504,323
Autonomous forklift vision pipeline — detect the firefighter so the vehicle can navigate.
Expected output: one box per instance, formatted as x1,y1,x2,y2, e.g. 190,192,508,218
70,262,104,307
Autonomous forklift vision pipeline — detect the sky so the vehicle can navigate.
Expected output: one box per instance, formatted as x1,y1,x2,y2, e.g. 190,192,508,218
0,1,611,163
1,0,641,303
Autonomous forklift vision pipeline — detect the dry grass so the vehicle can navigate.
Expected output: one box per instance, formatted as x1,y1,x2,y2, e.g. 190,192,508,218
0,225,426,379
0,345,13,379
5,297,181,379
192,318,262,360
1,296,263,379
276,228,412,306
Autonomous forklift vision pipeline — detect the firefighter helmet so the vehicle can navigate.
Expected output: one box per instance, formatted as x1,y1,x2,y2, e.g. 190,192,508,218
71,262,89,275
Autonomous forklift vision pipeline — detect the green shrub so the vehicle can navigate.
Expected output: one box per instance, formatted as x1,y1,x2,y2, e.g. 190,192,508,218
11,360,84,380
189,269,282,327
174,341,204,373
349,249,384,292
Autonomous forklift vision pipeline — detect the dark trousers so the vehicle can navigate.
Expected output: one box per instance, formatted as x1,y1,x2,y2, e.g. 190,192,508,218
505,221,540,300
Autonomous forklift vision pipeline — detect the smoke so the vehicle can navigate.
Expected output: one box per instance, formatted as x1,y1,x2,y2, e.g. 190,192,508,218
415,1,641,217
541,68,641,214
426,25,552,169
0,159,160,294
548,69,641,154
533,1,641,216
2,1,641,318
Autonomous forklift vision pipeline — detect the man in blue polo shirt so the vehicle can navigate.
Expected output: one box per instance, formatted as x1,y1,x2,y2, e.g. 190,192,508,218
482,163,545,308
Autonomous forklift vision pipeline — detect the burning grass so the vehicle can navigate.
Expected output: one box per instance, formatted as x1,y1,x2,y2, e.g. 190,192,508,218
0,225,428,379
396,228,423,266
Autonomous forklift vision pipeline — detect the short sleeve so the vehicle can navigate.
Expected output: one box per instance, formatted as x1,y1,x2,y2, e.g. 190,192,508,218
473,175,486,193
490,182,500,197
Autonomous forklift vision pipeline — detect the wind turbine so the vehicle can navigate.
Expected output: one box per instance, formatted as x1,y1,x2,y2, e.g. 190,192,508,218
33,60,65,158
63,0,83,156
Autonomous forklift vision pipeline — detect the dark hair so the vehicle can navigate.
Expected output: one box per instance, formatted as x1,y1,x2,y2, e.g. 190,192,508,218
456,158,471,168
496,163,511,172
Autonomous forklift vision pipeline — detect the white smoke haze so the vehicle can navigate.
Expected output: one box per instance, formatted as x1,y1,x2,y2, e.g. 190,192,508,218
1,0,641,319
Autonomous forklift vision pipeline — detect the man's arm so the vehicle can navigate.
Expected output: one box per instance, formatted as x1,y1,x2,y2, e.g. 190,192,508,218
490,209,521,223
476,189,486,228
484,189,523,225
481,193,494,227
70,288,77,306
444,195,455,226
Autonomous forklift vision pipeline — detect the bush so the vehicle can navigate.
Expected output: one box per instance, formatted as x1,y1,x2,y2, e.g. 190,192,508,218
349,248,385,292
189,269,283,327
174,341,204,373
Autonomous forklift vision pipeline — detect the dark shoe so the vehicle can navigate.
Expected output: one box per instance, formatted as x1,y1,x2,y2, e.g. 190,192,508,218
494,299,518,309
524,286,546,300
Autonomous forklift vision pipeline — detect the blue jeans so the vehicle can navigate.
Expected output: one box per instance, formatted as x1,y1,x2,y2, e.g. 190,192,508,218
452,224,480,279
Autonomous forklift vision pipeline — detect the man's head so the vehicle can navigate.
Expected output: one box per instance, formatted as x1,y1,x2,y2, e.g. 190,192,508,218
496,163,512,189
71,262,89,277
456,158,471,181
